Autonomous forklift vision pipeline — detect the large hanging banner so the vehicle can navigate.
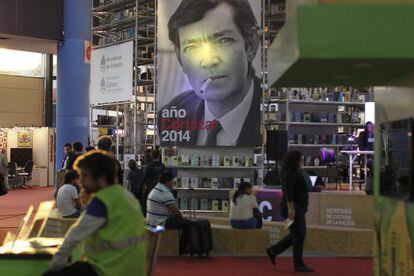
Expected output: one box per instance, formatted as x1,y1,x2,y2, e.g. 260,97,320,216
157,0,262,146
90,41,133,105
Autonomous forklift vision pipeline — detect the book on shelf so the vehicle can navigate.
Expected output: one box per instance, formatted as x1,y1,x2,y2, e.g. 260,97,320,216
245,157,253,167
328,113,336,123
173,178,181,188
211,178,219,189
232,156,240,167
234,178,241,188
222,200,229,212
243,178,251,184
201,155,209,166
199,178,211,188
191,155,200,166
171,156,179,166
212,200,220,211
200,199,209,210
190,177,199,189
190,199,198,210
337,113,343,123
220,178,234,189
223,156,231,166
351,112,360,123
303,112,311,122
212,155,220,166
179,198,188,210
181,177,189,189
320,112,327,123
297,134,303,144
181,155,189,165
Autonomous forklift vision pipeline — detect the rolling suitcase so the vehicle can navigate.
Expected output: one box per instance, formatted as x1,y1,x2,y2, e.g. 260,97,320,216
189,220,213,258
186,189,213,257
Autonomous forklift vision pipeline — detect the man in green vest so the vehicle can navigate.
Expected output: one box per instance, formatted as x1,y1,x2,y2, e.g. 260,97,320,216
44,150,147,276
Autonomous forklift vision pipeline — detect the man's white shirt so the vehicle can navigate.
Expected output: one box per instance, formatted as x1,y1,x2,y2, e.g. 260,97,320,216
196,80,254,146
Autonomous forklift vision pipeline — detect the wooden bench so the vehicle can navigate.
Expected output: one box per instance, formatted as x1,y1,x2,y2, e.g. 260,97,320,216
198,215,373,257
154,229,180,256
211,224,270,256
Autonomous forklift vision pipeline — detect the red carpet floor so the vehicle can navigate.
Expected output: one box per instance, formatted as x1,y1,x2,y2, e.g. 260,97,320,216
156,256,373,276
0,188,373,276
0,187,54,243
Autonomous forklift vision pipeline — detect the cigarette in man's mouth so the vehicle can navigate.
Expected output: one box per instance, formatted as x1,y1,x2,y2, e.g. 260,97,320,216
200,78,212,94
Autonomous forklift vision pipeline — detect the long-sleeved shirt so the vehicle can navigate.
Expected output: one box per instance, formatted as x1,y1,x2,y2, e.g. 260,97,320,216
281,171,309,208
50,198,108,270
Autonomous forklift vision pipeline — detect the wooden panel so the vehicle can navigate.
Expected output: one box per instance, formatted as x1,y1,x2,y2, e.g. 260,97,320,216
0,75,44,127
319,193,374,229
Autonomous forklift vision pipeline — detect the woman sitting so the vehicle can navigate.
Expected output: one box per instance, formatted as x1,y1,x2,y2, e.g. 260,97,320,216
230,182,262,229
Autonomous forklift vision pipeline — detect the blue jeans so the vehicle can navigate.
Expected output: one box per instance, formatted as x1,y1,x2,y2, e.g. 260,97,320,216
231,217,261,229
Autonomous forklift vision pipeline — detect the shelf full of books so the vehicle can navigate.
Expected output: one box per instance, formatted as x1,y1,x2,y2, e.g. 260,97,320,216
91,0,157,160
263,86,372,180
163,146,260,214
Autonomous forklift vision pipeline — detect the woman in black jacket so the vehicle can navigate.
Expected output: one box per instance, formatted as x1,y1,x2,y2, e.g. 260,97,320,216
266,150,314,273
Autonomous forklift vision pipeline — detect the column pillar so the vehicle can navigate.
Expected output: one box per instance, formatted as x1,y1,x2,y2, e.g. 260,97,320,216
56,0,91,176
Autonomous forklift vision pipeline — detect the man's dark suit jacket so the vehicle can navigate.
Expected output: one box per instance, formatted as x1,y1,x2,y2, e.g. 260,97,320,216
358,130,374,151
158,76,262,146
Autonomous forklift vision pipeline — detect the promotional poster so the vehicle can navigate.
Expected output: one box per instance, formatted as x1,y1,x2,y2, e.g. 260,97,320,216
90,41,133,105
157,0,262,146
17,130,33,147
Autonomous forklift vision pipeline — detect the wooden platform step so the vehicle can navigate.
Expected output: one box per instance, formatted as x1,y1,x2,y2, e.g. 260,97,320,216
199,216,373,257
211,224,270,256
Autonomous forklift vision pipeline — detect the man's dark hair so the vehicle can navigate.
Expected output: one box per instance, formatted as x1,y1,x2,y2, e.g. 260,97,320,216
364,121,373,131
64,143,72,148
168,0,259,71
151,149,161,160
64,170,78,184
128,159,137,170
75,150,116,185
85,145,95,152
97,136,113,152
159,170,174,184
72,141,83,152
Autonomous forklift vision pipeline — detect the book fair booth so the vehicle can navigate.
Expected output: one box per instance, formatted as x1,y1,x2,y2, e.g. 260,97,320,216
1,0,414,275
92,0,377,258
0,127,55,189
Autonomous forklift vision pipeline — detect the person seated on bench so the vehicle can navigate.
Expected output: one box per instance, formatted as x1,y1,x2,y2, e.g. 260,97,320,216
56,171,81,218
230,182,262,229
146,170,190,254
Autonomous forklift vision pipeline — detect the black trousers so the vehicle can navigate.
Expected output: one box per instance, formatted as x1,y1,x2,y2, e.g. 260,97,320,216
165,216,192,254
43,262,98,276
268,205,307,267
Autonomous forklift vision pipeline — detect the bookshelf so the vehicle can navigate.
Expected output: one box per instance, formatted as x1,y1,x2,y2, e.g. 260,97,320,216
90,0,157,163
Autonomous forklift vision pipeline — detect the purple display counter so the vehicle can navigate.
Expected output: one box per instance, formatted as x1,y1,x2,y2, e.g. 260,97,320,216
255,188,284,222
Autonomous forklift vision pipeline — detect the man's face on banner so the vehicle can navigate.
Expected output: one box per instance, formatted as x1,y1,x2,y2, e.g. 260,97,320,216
177,3,254,102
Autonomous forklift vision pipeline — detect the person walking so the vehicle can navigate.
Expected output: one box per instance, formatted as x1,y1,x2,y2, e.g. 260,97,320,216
126,159,145,211
266,151,314,273
97,136,123,185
